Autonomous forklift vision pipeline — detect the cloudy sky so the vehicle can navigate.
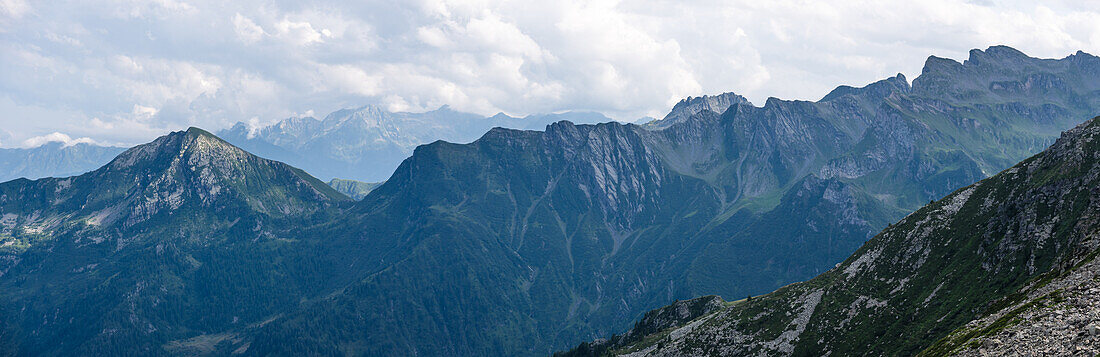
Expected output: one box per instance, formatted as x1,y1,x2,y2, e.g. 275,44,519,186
2,0,1100,147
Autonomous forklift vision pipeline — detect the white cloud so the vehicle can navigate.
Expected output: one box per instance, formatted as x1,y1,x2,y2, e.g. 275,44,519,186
233,13,265,43
3,0,1100,146
0,0,30,18
132,104,158,118
316,64,382,97
273,18,325,46
21,132,100,148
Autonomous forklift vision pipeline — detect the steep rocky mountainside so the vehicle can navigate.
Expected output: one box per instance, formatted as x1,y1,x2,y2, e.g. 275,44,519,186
0,128,349,354
218,105,613,182
562,117,1100,356
0,142,126,183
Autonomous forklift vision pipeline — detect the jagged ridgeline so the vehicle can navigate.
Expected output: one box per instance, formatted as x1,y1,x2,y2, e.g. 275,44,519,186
558,116,1100,356
2,46,1100,355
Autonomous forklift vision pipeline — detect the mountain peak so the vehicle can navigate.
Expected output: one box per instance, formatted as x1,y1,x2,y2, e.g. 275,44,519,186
488,112,514,121
919,55,964,76
107,127,240,170
322,105,388,127
820,73,910,102
185,126,215,137
96,127,347,215
648,92,751,129
965,45,1029,66
0,127,347,249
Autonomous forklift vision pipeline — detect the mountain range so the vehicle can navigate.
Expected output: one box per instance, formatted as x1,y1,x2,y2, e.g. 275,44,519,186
217,106,614,182
2,46,1100,355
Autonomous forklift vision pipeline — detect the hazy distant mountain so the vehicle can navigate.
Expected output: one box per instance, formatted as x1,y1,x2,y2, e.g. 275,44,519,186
217,106,613,182
0,142,126,183
561,116,1100,356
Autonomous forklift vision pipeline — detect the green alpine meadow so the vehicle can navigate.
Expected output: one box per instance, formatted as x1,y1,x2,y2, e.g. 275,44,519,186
3,45,1100,355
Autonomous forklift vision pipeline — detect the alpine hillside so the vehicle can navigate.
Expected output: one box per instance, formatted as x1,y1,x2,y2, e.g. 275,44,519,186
559,115,1100,356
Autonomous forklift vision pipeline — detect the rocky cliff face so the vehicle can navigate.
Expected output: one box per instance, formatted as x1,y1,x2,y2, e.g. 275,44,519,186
565,117,1100,356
